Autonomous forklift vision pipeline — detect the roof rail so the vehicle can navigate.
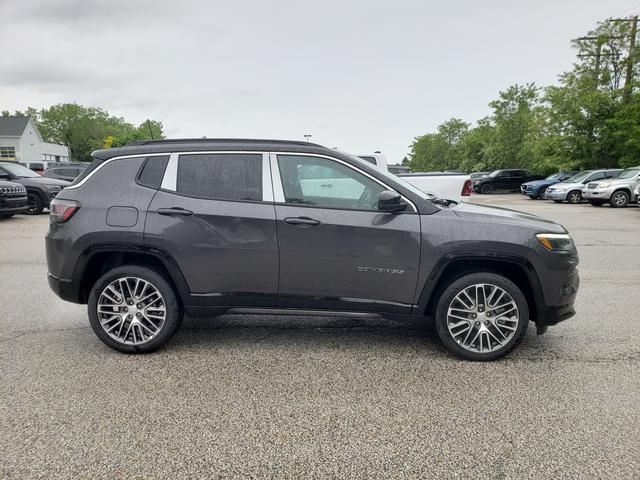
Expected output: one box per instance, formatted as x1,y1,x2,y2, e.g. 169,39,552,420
126,138,323,147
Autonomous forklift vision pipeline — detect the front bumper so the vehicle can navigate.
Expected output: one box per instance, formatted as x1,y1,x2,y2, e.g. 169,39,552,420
0,195,28,215
543,189,567,201
582,189,611,200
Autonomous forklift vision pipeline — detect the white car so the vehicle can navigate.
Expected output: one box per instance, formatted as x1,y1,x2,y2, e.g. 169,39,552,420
582,167,640,208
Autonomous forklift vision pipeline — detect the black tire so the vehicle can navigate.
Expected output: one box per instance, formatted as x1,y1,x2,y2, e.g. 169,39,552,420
589,200,604,207
434,272,529,361
26,192,44,215
527,195,537,200
88,265,183,353
537,187,547,199
480,183,494,194
609,190,629,208
566,190,582,204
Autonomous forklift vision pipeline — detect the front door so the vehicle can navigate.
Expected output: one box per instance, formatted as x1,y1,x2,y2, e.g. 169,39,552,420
271,153,421,314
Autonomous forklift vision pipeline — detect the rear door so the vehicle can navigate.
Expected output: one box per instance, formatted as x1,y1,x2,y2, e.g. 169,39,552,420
145,152,279,307
271,153,421,314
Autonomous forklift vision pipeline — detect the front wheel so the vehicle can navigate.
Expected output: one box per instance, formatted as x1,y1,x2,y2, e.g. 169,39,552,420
26,193,44,215
610,190,629,208
88,265,183,353
434,273,529,361
566,190,582,204
480,184,494,194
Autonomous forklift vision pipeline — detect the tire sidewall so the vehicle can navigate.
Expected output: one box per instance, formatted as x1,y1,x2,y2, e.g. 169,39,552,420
434,272,529,361
610,191,629,208
88,265,182,353
481,184,493,194
567,190,581,204
26,192,44,215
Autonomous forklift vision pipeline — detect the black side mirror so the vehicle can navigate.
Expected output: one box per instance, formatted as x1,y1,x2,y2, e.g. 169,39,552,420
378,190,407,212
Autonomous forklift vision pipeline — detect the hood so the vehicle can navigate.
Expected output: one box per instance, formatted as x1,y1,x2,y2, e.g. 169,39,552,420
522,178,560,187
0,180,21,187
452,202,565,232
12,176,70,187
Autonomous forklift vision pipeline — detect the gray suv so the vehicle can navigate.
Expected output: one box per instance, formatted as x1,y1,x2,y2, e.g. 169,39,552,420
45,139,580,361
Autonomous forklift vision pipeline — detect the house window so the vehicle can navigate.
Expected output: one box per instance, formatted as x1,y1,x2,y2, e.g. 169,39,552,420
0,147,16,160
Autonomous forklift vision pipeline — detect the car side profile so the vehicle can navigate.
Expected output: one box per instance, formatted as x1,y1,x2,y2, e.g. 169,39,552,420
472,169,544,194
520,171,579,199
544,169,622,204
582,166,640,208
46,139,579,361
0,162,70,214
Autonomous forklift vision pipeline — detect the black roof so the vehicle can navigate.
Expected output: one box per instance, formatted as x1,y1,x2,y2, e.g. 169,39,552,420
0,116,29,136
92,138,331,161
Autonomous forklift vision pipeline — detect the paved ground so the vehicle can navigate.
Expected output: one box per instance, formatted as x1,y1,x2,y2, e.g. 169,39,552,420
1,195,639,479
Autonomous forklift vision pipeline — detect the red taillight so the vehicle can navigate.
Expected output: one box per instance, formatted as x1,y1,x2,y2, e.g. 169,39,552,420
50,198,80,223
461,179,472,196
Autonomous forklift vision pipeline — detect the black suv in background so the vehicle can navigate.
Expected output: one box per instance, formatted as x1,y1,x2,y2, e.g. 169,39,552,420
0,180,28,217
43,164,88,182
46,139,579,361
473,169,544,194
0,162,70,214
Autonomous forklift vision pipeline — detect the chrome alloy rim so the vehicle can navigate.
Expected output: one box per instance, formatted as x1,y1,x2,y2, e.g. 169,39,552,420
97,277,166,345
612,192,627,206
447,284,519,353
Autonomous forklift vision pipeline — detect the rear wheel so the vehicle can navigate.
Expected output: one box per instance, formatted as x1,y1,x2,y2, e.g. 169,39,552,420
88,265,183,353
610,190,629,208
434,272,529,361
480,184,494,194
566,190,582,204
26,193,44,215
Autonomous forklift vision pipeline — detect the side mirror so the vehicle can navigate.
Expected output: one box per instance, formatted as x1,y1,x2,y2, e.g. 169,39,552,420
378,190,407,212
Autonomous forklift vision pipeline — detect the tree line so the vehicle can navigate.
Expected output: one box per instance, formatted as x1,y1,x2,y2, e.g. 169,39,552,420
1,104,164,163
408,18,640,174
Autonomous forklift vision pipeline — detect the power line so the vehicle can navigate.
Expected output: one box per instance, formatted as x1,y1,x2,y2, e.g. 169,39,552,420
608,3,640,19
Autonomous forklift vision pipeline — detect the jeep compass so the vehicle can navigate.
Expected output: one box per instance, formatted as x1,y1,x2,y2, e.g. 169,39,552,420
45,139,579,360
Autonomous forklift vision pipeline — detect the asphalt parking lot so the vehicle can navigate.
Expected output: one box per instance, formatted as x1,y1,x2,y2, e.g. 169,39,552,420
1,194,639,479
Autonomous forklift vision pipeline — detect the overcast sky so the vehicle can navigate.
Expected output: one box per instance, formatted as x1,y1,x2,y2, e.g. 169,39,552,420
2,0,639,163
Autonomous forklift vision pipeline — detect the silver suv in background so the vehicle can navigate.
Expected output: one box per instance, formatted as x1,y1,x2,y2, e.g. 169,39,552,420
544,169,621,204
582,167,640,208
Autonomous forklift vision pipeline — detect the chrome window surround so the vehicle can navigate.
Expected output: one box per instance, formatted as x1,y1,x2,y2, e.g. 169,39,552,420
269,152,417,212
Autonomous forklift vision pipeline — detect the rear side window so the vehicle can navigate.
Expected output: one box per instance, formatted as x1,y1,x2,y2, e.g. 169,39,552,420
137,155,169,189
176,153,262,201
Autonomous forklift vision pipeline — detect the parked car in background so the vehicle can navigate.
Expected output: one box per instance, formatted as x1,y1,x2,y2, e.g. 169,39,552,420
46,138,579,360
472,169,543,194
0,162,70,214
520,171,579,199
0,180,28,218
470,171,489,180
582,166,640,208
43,163,88,182
388,165,411,175
357,153,472,203
544,169,621,204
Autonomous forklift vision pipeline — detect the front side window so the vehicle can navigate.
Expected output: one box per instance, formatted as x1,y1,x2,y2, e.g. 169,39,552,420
588,172,606,181
277,155,385,210
176,153,262,201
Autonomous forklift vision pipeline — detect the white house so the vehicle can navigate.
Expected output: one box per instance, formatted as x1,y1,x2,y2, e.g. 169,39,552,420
0,116,70,163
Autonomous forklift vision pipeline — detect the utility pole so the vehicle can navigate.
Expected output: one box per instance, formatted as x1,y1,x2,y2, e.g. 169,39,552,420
576,35,622,84
609,15,638,99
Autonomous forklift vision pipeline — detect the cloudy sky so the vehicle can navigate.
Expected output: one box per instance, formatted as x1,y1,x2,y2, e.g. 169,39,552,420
2,0,639,163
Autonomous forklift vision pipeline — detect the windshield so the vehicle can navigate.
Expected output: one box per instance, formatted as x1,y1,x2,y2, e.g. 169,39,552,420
1,163,40,178
617,168,640,179
566,171,591,183
489,170,502,177
545,172,563,180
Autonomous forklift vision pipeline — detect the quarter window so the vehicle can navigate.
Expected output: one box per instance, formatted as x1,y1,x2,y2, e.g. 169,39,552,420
277,155,385,210
176,153,262,201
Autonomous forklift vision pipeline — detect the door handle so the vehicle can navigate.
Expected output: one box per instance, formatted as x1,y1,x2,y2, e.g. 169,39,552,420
284,216,321,226
157,207,193,216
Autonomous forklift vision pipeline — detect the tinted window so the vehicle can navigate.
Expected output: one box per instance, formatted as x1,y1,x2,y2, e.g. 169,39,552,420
177,153,262,201
277,155,385,210
589,172,606,181
138,155,169,189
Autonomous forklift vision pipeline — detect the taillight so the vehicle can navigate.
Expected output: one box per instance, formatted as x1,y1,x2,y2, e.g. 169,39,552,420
461,179,472,196
50,198,80,223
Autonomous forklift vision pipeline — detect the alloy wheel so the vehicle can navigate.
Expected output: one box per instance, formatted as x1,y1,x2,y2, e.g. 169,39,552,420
446,283,520,353
567,191,581,204
612,192,628,207
97,276,166,345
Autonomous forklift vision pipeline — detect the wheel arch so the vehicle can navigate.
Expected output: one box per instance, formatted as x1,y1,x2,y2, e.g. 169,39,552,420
74,244,190,304
418,252,544,325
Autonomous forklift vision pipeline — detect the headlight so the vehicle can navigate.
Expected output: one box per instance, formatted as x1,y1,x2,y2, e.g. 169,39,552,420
536,233,575,252
597,182,611,188
554,187,566,192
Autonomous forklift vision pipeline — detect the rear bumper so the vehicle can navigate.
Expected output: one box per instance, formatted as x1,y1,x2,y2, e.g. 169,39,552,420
48,273,82,303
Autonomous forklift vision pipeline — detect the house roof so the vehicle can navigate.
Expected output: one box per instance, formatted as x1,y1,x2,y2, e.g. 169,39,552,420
0,116,30,137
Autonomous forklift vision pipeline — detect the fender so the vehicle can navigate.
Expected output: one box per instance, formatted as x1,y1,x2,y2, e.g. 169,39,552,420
72,243,191,303
416,250,545,323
